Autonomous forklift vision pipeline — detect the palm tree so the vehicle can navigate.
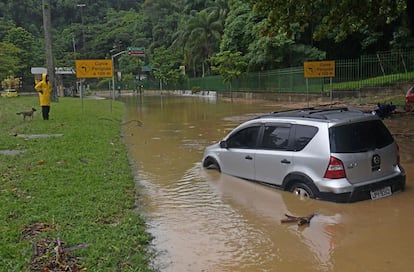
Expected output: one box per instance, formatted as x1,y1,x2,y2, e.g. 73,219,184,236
184,9,223,77
182,0,214,14
205,0,229,28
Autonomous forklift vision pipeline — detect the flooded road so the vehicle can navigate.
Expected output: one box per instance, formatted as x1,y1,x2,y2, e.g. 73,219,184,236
122,95,414,272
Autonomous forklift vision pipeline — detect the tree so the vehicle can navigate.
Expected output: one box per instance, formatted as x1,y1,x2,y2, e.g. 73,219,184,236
0,0,41,32
142,0,181,49
211,50,247,86
3,27,40,85
88,9,149,59
119,54,145,76
150,46,185,89
221,0,325,70
0,18,15,40
182,0,215,14
0,42,24,81
220,0,254,54
5,27,35,50
249,0,407,45
182,9,224,77
0,0,412,90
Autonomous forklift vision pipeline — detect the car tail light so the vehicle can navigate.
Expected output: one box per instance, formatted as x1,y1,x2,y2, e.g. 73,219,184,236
324,156,346,179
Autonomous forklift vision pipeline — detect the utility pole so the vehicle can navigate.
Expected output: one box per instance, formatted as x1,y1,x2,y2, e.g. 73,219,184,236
77,4,86,57
42,0,58,102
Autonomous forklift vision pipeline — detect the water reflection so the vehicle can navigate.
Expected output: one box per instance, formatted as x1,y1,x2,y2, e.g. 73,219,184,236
122,95,414,272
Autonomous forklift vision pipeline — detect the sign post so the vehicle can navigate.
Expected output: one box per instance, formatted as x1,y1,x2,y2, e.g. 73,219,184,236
75,59,113,78
111,51,127,103
75,59,113,111
303,61,336,106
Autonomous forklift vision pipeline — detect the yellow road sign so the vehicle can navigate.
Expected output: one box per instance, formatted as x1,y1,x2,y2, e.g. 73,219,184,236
75,59,113,78
304,60,335,78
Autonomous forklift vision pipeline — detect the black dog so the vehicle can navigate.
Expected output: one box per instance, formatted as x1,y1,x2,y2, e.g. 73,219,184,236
16,108,37,120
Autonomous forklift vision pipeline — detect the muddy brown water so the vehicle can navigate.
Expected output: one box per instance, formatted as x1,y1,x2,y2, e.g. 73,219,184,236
122,95,414,272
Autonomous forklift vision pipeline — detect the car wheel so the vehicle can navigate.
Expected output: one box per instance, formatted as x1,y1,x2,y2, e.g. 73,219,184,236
203,157,221,172
290,182,316,199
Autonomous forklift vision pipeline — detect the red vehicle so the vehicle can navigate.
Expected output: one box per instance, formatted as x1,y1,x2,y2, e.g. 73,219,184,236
404,86,414,112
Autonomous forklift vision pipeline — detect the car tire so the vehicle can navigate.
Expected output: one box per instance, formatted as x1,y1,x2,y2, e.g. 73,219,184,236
290,182,317,199
203,157,221,172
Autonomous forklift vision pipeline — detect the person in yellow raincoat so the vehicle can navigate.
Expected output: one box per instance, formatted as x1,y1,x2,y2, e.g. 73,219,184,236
34,73,52,120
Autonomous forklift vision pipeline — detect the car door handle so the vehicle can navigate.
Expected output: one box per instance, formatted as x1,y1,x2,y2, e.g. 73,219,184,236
245,155,253,160
281,159,291,164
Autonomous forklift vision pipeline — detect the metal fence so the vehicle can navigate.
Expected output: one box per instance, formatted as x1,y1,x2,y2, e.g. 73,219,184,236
154,48,414,93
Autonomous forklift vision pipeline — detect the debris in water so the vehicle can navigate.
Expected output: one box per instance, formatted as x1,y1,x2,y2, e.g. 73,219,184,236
281,213,315,226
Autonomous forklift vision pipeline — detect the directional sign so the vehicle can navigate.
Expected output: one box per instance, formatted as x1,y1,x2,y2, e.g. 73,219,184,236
127,47,145,57
304,60,335,78
31,67,47,75
55,67,75,75
75,59,113,78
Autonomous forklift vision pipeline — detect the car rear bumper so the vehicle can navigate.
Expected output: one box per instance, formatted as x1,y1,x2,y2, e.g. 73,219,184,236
317,174,406,203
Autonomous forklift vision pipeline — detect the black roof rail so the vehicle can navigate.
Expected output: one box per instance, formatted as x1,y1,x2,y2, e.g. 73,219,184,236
271,107,349,114
256,107,358,120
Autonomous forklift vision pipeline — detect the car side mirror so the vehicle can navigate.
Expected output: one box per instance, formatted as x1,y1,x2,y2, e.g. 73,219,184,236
219,140,228,149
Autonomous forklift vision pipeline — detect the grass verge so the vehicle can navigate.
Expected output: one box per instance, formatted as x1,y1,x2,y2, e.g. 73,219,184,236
0,95,153,271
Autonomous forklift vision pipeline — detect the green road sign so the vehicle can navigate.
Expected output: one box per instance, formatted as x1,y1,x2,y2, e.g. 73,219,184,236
127,47,145,57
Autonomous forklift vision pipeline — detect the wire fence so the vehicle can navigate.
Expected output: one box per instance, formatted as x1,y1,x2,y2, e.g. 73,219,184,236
147,48,414,93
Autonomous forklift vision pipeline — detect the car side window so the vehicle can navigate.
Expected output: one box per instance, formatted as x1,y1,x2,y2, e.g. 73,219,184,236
293,125,318,151
262,125,291,150
227,126,260,149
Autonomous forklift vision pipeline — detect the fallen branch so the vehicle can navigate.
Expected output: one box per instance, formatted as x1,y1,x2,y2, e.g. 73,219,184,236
281,213,315,226
98,117,143,126
31,237,88,272
121,119,143,126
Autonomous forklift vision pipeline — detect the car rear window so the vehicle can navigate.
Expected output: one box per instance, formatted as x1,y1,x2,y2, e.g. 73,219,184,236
329,120,394,153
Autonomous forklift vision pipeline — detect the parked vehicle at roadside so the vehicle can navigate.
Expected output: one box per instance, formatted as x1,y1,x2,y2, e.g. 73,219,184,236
202,107,406,203
0,89,18,98
372,103,396,119
404,86,414,112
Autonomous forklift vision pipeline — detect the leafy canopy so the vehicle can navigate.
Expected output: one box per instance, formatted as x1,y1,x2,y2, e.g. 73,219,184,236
249,0,407,42
211,50,247,84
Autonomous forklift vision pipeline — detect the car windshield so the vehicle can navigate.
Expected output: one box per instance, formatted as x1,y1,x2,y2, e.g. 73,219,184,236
329,120,394,153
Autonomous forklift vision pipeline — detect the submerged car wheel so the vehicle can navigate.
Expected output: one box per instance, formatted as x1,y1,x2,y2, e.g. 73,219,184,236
290,182,316,199
203,157,221,172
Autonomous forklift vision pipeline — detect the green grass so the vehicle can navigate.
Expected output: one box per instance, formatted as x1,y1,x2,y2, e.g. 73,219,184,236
333,71,414,90
0,95,153,271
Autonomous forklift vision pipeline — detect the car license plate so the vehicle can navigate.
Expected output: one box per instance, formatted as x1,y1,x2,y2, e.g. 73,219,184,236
370,186,392,200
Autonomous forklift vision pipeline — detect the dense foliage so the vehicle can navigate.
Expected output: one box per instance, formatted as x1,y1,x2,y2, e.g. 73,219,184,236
0,0,413,87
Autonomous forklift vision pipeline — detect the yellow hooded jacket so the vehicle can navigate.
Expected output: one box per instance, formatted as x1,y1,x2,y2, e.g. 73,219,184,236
34,73,52,106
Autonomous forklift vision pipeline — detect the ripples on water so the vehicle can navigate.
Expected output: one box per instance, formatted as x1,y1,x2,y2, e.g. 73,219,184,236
137,162,279,271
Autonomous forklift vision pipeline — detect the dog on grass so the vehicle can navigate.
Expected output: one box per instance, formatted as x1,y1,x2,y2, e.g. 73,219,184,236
16,108,37,120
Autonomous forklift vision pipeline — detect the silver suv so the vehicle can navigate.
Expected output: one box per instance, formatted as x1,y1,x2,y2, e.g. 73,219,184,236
202,107,406,203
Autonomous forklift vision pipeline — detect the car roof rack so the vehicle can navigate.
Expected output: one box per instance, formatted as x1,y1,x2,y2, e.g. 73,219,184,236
257,107,363,120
